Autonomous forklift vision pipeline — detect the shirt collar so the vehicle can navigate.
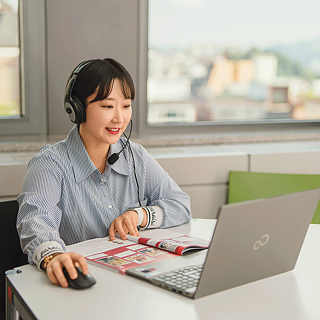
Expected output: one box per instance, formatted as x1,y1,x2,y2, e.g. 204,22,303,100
65,126,130,183
108,139,130,177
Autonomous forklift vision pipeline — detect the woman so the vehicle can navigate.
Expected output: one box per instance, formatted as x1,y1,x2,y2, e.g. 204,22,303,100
17,58,191,287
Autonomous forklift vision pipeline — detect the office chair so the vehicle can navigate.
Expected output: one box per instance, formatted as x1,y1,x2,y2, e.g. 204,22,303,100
0,200,28,320
228,171,320,224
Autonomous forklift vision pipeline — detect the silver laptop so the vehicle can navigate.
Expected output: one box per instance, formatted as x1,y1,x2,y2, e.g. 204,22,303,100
127,188,320,299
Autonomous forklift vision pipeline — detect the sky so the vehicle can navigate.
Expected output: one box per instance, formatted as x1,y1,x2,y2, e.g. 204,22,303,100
149,0,320,50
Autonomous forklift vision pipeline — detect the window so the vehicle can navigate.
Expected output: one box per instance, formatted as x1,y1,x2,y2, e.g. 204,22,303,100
0,0,46,136
0,0,20,118
147,0,320,126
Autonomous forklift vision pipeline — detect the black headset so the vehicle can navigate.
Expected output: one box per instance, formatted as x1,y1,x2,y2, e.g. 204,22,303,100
64,59,141,206
64,60,93,125
64,59,132,162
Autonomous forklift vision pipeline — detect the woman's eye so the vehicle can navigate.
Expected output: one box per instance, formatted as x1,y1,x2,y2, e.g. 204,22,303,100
102,105,113,109
124,105,131,108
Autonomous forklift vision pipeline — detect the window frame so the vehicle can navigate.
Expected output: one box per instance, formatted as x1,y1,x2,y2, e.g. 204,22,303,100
137,0,320,136
1,0,319,138
0,0,47,136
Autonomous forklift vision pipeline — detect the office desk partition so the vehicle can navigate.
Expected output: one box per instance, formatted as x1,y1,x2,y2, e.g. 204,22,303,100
6,219,320,320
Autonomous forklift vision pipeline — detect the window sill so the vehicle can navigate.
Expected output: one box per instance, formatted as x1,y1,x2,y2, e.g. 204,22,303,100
0,129,320,152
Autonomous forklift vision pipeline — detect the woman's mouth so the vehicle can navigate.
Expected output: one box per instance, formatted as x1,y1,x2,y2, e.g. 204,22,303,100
106,127,121,135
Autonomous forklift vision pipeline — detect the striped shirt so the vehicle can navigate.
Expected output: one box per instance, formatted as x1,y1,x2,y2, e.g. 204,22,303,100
17,126,191,266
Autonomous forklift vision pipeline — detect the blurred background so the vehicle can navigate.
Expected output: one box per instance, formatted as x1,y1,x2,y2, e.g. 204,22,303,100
148,0,320,124
0,0,19,118
1,0,320,134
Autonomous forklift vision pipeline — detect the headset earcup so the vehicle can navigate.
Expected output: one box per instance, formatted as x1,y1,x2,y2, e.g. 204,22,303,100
64,60,93,124
72,95,86,124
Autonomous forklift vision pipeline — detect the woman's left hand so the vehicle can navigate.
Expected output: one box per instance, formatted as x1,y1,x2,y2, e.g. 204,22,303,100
109,210,143,240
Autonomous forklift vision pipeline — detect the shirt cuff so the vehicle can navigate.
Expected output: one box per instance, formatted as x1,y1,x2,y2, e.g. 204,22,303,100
140,205,163,230
32,241,65,270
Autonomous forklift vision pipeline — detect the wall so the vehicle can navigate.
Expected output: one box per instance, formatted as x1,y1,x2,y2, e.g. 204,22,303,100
46,0,139,135
149,146,247,218
2,140,320,218
149,141,320,218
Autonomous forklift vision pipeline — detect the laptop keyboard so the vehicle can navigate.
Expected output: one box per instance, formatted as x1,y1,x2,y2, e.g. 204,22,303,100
151,265,203,297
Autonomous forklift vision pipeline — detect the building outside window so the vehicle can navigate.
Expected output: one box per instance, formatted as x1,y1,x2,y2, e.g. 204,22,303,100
148,0,320,125
0,0,20,118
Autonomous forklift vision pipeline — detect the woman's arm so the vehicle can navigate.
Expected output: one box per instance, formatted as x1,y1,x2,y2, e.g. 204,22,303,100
17,152,90,286
132,144,192,228
143,150,192,228
107,143,191,239
17,152,66,267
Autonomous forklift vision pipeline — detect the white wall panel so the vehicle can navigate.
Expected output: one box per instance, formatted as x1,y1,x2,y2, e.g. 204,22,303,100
0,153,35,197
250,150,320,174
156,154,247,185
0,164,28,197
219,141,320,174
3,141,320,206
149,146,248,185
181,184,228,219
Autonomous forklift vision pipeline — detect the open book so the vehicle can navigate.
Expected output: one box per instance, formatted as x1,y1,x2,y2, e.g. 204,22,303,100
67,229,210,274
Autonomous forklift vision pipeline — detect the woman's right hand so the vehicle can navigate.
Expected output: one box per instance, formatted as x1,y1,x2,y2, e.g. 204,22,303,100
44,252,89,288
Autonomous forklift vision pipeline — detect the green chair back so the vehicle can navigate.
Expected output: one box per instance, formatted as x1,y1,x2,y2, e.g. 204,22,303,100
228,171,320,224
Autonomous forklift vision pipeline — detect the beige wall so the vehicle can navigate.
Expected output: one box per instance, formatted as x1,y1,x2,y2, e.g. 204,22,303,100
2,141,320,218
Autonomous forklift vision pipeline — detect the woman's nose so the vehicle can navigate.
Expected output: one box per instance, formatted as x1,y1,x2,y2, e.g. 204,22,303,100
111,108,124,123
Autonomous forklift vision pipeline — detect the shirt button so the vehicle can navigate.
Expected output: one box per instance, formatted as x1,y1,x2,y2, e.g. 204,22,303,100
108,205,113,209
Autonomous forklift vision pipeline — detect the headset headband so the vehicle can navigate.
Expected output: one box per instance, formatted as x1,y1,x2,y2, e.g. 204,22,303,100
64,60,93,105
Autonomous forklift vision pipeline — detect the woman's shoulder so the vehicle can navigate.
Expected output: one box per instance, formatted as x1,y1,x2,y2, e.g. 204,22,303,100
29,140,68,168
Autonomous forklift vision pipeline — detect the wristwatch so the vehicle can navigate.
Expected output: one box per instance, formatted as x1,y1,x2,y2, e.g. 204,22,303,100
41,253,61,270
128,207,145,226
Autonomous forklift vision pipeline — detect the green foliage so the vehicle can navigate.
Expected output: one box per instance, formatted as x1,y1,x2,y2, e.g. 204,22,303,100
276,52,318,80
225,47,258,60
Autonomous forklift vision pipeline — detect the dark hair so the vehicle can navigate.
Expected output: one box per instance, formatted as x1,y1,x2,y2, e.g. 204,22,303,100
68,58,135,107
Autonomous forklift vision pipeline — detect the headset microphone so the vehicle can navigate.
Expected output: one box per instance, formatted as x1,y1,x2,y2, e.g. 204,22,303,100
107,119,132,165
107,153,120,165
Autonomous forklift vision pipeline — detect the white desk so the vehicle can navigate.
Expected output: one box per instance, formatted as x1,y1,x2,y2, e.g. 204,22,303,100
6,219,320,320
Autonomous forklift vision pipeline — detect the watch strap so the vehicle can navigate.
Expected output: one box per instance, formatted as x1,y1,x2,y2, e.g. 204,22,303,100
41,252,61,271
128,207,145,226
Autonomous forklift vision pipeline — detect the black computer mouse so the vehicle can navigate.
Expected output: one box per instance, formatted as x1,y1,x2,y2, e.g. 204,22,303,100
62,266,96,290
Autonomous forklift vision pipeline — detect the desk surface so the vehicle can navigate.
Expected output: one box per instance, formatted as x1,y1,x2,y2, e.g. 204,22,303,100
6,219,320,320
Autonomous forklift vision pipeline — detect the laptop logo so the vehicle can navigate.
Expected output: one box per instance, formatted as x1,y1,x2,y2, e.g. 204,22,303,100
253,234,270,251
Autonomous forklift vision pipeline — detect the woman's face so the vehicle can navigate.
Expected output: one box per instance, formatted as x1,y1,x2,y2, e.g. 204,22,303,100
79,79,132,147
